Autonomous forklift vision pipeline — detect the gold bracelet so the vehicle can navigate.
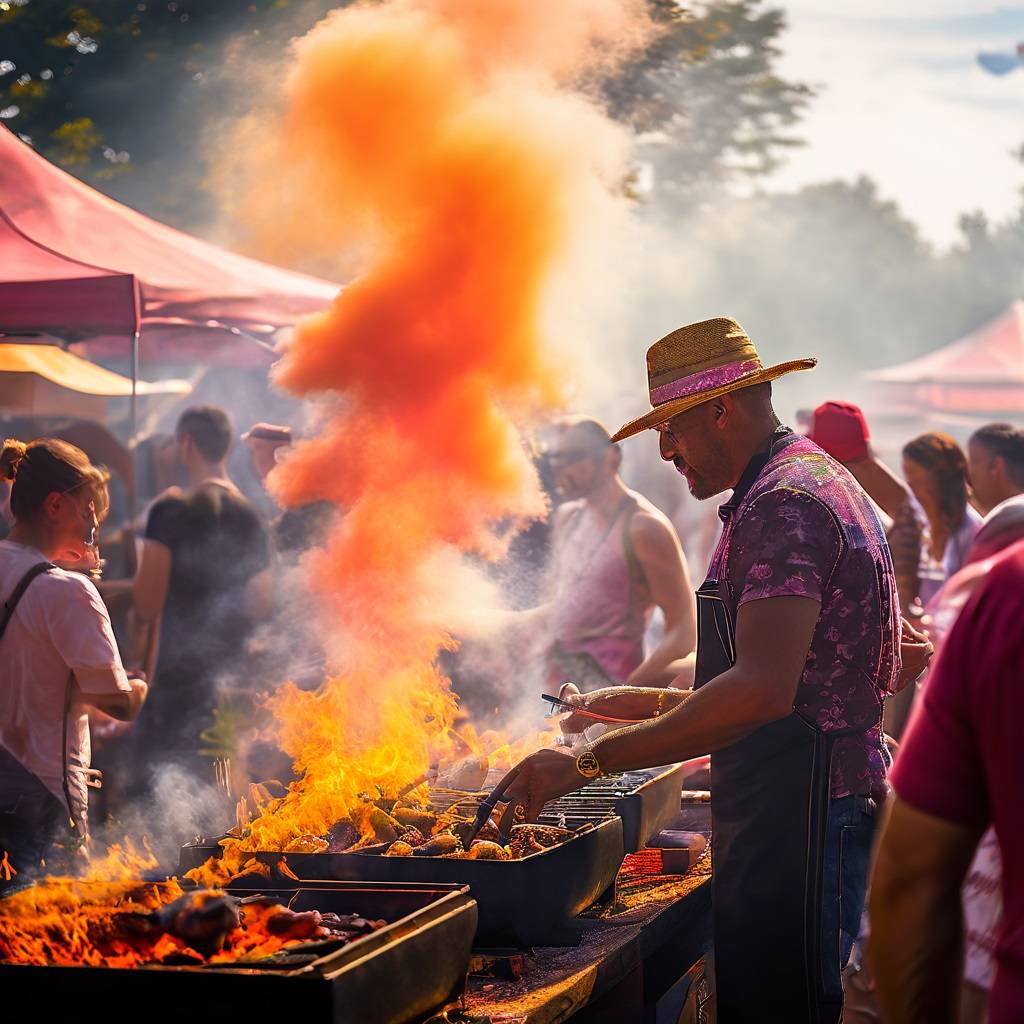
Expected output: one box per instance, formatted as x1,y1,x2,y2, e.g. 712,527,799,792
651,690,667,718
575,745,602,779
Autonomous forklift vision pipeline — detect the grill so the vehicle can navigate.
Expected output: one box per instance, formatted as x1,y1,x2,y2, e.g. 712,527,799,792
0,881,476,1024
180,817,625,949
537,764,686,853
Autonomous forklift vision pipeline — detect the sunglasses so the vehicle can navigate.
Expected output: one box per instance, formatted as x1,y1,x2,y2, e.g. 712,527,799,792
653,421,683,447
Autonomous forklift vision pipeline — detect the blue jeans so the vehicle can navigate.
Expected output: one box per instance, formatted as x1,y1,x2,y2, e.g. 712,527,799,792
0,745,70,892
820,794,877,1004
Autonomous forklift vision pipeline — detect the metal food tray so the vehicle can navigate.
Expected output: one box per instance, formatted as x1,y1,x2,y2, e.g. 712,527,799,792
537,763,686,853
180,817,625,949
0,881,477,1024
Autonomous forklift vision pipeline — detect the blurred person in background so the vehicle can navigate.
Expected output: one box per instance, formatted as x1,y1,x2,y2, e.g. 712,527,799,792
242,422,333,557
243,422,292,484
902,432,981,607
0,438,146,886
809,402,926,619
543,416,696,691
870,539,1024,1024
967,422,1024,523
129,406,270,789
809,401,928,738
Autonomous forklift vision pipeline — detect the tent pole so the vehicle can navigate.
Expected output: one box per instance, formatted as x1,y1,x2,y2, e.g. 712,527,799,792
128,327,140,543
130,327,139,447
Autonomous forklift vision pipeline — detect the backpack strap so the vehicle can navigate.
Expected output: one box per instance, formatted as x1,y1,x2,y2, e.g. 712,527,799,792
0,562,54,641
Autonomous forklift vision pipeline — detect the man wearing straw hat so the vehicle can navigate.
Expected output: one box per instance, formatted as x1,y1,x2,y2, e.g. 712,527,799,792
497,318,922,1022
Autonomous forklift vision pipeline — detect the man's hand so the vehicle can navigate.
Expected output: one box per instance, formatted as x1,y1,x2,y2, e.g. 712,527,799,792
492,749,586,834
894,616,934,693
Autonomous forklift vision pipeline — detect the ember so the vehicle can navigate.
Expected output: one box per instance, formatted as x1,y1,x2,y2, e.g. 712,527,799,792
0,881,386,969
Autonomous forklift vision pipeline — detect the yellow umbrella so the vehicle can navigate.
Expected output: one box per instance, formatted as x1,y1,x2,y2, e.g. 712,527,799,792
0,342,189,418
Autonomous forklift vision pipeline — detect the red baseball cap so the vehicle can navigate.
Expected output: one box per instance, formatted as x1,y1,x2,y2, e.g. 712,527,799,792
808,401,871,463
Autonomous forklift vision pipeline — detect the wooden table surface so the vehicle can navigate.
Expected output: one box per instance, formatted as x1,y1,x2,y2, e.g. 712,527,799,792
460,852,713,1024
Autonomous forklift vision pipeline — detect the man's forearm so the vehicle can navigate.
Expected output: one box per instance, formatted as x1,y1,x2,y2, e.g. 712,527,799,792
627,624,696,687
593,666,789,773
869,876,965,1022
89,681,145,722
868,799,982,1024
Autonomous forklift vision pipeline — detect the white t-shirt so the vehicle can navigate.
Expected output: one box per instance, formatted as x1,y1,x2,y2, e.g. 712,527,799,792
0,540,130,826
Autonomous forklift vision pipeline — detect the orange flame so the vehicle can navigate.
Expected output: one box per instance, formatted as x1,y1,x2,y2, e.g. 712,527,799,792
0,850,16,882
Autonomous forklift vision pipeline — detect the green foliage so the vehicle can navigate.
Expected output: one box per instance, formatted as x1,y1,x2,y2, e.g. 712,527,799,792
630,176,1024,388
49,115,101,165
0,0,341,228
604,0,815,214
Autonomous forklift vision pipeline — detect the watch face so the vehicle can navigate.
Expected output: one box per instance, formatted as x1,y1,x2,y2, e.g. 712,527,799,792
577,750,600,777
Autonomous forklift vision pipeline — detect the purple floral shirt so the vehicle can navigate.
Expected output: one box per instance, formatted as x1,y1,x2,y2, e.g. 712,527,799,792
711,436,901,798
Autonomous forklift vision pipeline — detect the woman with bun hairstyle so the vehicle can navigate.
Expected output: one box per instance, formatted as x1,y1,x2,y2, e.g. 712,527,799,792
0,438,147,884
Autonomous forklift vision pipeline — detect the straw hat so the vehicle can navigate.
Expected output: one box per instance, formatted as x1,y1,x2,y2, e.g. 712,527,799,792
611,317,816,442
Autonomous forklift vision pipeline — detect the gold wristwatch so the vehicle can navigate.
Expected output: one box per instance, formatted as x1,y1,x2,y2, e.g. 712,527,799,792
575,744,603,780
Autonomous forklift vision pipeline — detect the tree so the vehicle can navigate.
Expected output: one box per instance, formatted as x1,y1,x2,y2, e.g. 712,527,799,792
604,1,815,215
0,0,341,230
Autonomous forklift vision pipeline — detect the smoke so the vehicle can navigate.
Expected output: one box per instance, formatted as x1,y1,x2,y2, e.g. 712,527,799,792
93,764,229,871
184,0,651,855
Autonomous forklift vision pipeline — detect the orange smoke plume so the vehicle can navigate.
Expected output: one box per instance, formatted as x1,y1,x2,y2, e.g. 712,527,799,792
0,1,648,963
204,0,645,857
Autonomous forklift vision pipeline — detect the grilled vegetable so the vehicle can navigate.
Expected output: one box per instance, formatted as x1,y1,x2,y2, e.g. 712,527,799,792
284,834,329,854
417,833,460,857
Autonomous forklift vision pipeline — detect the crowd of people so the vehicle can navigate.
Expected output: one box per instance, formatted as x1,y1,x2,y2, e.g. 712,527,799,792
1,314,1024,1021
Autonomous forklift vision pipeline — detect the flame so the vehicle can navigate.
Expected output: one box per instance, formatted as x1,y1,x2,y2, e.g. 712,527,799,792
0,850,16,882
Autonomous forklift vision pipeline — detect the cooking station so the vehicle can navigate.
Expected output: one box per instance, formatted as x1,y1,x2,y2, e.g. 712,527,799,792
2,771,713,1024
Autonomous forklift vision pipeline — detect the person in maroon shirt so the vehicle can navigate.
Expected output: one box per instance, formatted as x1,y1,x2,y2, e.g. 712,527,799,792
870,539,1024,1024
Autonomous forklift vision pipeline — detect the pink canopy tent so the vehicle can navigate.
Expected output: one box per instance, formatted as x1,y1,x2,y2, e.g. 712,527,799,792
865,301,1024,416
0,207,140,337
0,126,338,366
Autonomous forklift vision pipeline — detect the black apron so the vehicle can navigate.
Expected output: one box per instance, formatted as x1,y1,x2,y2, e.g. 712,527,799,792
696,430,851,1024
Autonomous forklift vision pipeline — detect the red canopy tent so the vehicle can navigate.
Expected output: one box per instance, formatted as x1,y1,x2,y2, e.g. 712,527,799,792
0,207,140,337
865,301,1024,416
0,126,338,366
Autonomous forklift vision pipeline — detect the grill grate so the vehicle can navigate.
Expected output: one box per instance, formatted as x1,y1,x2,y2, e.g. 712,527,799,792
537,764,685,853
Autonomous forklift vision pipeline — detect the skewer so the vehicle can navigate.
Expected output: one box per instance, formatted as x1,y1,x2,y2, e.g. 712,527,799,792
541,693,645,724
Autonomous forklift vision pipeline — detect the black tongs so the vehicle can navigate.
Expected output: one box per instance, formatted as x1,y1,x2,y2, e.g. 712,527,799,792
456,766,521,848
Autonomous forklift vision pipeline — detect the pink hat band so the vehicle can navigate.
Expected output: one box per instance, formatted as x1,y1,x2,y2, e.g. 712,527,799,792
649,358,762,407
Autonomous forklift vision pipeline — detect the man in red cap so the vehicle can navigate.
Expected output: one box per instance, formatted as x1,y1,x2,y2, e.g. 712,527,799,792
809,401,925,620
809,401,929,737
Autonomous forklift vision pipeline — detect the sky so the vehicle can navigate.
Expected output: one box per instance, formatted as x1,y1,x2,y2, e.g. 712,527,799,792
768,1,1024,249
